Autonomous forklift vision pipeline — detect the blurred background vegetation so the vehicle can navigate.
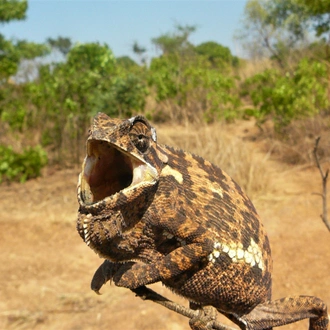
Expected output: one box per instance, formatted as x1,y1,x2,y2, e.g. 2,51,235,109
0,0,329,183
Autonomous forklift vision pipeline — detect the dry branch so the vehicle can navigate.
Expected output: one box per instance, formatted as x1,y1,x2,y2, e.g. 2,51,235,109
313,137,330,232
132,286,237,330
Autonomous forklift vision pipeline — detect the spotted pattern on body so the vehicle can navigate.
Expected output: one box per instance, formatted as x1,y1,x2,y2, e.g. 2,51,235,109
77,113,328,330
207,238,264,270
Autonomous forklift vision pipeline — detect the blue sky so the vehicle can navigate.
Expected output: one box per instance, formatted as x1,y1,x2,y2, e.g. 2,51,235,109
2,0,248,61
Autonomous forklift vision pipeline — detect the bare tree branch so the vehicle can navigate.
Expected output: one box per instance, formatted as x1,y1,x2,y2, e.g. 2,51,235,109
132,286,237,330
313,136,330,232
92,261,237,329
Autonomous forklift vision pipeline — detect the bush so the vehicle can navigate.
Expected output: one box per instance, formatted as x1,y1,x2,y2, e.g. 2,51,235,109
243,58,328,131
105,73,148,118
0,145,48,183
148,54,241,123
195,41,240,67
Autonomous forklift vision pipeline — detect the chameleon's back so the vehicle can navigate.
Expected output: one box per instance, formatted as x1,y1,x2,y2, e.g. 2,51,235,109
157,145,273,314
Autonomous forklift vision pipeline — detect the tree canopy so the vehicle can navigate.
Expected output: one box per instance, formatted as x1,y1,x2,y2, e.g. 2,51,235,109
152,24,196,55
0,0,27,23
0,0,50,81
195,41,239,67
236,0,330,63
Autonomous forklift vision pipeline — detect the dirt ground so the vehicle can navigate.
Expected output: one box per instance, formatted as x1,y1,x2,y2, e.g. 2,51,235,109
0,122,329,330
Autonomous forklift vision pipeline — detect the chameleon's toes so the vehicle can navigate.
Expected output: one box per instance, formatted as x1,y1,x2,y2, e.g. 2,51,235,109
189,315,214,330
91,260,120,294
189,306,217,330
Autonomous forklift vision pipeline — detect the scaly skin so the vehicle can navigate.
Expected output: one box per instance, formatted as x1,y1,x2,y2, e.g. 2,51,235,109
77,113,328,330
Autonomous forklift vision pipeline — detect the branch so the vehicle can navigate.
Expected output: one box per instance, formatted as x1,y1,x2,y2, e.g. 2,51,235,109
132,286,237,330
92,261,237,329
313,137,330,232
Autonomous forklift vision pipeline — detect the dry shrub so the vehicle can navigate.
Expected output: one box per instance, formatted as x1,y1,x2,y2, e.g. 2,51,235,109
157,122,271,201
262,114,330,165
237,58,274,80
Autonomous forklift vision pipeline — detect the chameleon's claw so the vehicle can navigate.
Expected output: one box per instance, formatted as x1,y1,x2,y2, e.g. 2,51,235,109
91,260,116,293
93,289,102,295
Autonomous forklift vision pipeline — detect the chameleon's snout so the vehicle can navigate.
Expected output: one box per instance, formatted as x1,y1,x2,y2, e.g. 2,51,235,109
78,139,157,206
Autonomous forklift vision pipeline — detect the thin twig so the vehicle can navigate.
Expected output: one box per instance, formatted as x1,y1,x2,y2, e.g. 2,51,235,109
313,137,330,232
131,286,237,330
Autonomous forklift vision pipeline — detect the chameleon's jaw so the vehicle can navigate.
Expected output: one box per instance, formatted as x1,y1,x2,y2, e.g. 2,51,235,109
79,140,157,206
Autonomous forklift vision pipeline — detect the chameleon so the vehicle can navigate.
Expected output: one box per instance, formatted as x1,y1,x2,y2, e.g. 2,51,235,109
77,112,329,330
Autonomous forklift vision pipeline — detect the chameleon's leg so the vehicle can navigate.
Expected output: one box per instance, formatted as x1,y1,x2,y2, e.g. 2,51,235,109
113,241,214,289
112,205,215,289
240,296,328,330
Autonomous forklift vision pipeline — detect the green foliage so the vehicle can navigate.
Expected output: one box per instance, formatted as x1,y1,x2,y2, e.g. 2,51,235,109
0,83,32,131
15,40,50,59
195,41,239,67
1,103,26,131
148,54,180,101
0,0,27,23
201,70,241,122
116,56,138,70
47,36,72,55
67,42,115,75
106,73,148,118
148,53,240,122
0,35,20,80
152,24,196,55
236,0,309,65
297,0,330,37
27,43,116,163
0,145,48,183
0,0,50,81
243,58,328,130
0,36,51,81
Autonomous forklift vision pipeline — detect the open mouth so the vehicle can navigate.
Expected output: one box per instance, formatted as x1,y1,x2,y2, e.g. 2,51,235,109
80,140,157,205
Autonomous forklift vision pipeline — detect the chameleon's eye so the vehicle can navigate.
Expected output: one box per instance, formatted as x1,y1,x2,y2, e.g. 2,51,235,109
129,121,151,153
131,133,150,153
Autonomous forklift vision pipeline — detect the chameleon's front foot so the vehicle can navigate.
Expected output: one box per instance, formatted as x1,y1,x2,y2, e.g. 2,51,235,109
91,260,130,294
91,260,160,292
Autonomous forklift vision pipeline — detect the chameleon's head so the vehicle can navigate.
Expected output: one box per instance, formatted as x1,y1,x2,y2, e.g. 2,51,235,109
78,113,168,209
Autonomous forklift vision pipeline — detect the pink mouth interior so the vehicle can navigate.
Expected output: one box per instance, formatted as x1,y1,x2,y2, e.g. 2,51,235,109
82,141,134,204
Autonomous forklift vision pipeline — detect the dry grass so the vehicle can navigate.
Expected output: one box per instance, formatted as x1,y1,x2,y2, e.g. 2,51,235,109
237,58,274,80
260,115,330,165
157,121,271,201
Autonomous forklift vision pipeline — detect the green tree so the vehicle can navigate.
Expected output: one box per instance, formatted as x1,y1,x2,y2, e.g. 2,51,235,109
116,56,138,70
297,0,330,38
148,52,240,123
236,0,309,66
106,73,148,118
195,41,239,67
152,24,196,55
243,58,328,130
47,36,72,56
296,0,330,103
35,42,116,163
132,41,147,64
0,0,27,23
0,0,50,81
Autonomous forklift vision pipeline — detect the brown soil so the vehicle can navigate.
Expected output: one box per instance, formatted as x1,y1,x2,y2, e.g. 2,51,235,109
1,123,329,330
